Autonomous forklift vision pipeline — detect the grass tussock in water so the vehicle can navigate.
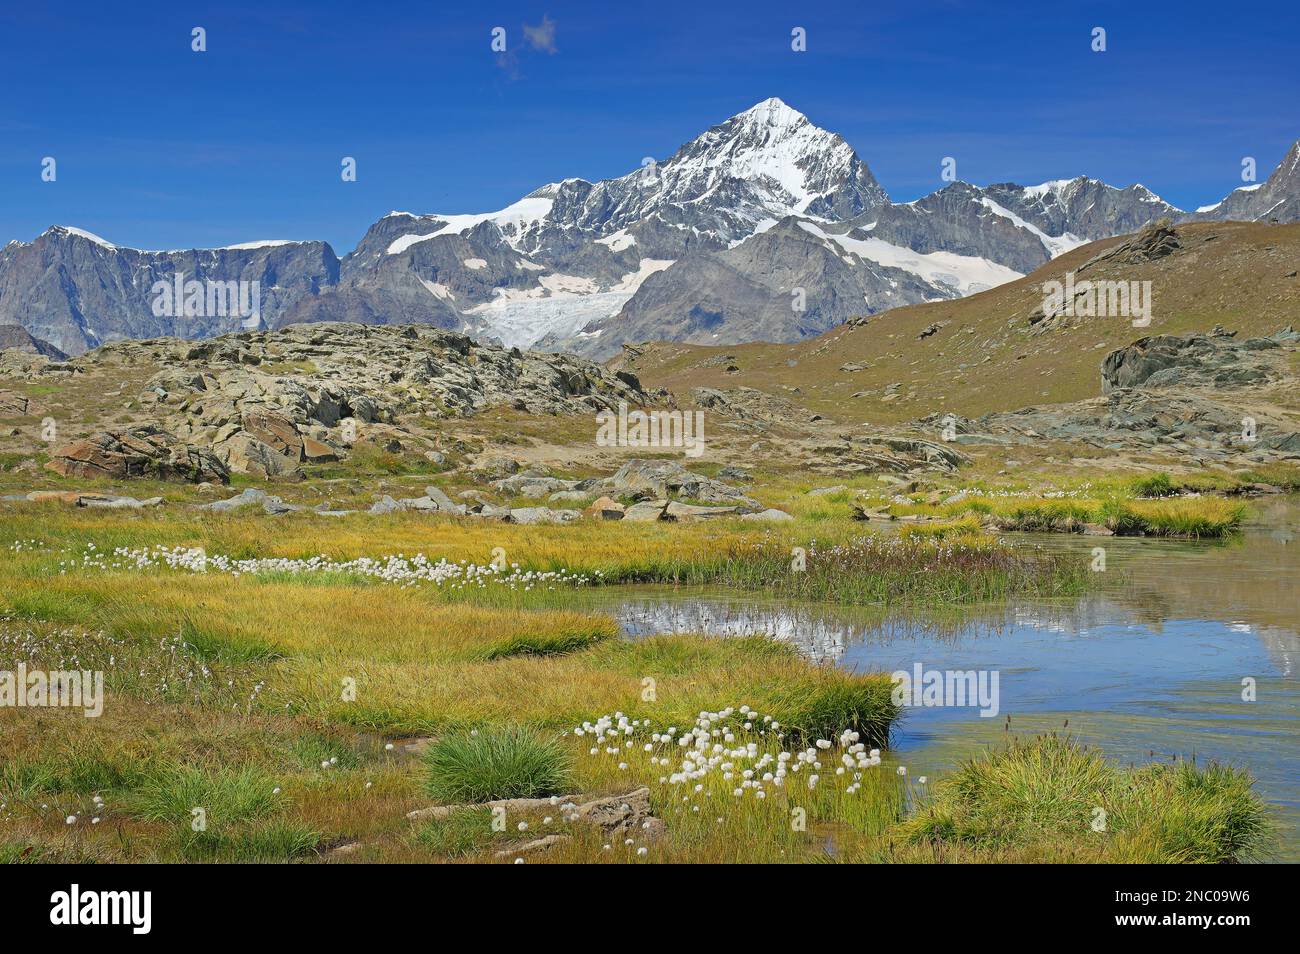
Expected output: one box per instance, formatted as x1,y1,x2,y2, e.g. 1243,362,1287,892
423,726,573,804
897,495,1245,538
1130,472,1177,498
896,735,1271,863
678,535,1088,605
898,516,985,541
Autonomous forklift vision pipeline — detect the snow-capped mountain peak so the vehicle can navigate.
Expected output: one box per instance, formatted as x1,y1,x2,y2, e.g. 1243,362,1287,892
647,98,888,226
372,98,890,259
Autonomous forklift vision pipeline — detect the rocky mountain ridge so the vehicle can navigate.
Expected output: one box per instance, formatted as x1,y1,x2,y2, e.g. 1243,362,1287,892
3,99,1297,360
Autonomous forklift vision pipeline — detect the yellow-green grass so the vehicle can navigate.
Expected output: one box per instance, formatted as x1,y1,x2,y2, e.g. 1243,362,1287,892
889,735,1272,864
889,493,1246,538
0,691,1270,864
0,613,900,862
898,516,984,541
0,497,1088,607
1,569,619,664
0,477,1268,864
0,569,899,736
1239,462,1300,491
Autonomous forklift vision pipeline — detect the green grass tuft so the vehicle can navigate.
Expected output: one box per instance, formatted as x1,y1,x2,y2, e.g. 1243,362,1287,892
124,765,283,827
412,807,505,858
423,726,573,804
901,735,1271,863
1130,472,1177,498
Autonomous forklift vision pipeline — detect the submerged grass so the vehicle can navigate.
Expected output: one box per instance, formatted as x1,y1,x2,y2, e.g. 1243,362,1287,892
594,534,1088,605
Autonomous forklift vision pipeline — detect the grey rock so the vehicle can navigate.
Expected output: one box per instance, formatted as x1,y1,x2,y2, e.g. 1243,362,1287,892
422,485,466,514
78,495,165,510
493,474,579,497
202,488,268,512
504,507,581,525
1101,329,1283,393
664,501,742,520
806,485,848,496
592,458,760,508
622,500,672,522
548,490,591,502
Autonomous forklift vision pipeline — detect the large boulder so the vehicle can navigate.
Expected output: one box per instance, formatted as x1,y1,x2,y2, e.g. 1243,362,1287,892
222,432,302,479
493,474,579,497
1101,328,1282,393
1078,217,1181,272
504,507,581,525
45,425,229,483
241,407,304,459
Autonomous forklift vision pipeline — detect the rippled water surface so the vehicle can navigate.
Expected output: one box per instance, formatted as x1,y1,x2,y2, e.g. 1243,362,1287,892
601,497,1300,860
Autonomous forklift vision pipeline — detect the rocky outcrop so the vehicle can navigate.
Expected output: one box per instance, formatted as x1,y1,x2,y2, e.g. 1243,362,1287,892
1078,217,1181,273
33,322,651,480
945,327,1300,462
503,506,581,525
0,389,47,418
589,459,760,508
1100,327,1291,392
45,425,229,483
407,787,662,845
224,432,303,479
4,490,164,508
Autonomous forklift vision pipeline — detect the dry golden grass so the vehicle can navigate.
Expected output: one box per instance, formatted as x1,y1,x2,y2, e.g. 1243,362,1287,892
627,221,1300,425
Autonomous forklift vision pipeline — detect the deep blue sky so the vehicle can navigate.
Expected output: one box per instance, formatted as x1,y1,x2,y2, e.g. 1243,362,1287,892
2,0,1296,254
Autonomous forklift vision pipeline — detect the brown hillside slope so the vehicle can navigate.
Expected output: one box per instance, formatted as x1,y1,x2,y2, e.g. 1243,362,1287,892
622,221,1300,424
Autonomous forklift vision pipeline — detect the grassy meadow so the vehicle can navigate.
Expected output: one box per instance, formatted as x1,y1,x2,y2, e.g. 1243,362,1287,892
0,468,1278,863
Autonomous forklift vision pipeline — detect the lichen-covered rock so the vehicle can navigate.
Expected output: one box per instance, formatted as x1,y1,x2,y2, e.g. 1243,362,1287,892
222,432,302,479
1101,328,1283,393
45,425,229,483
